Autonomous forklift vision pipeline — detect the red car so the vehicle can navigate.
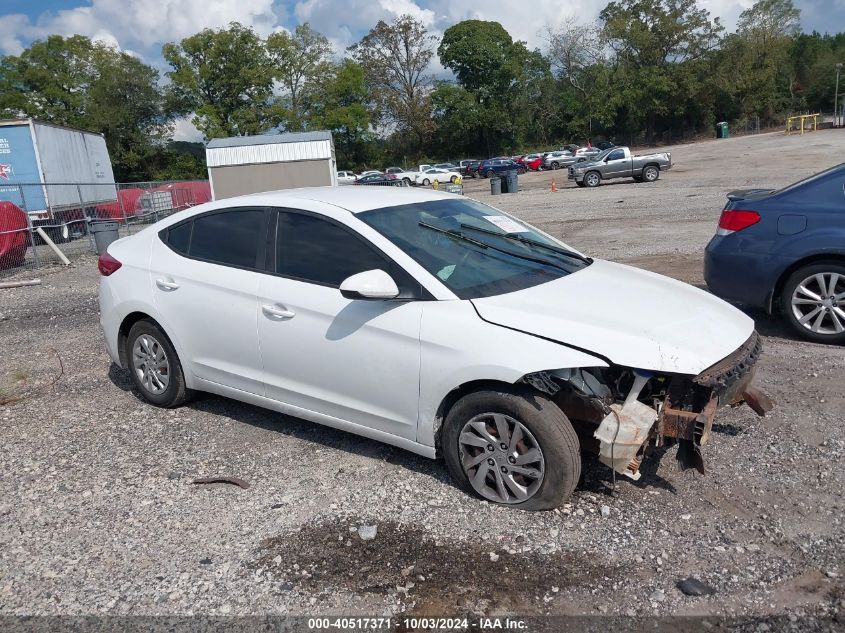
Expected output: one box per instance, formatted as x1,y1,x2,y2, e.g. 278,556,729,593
522,154,543,171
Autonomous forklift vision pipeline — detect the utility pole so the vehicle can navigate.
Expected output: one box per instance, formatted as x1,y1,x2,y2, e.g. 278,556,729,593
835,63,843,127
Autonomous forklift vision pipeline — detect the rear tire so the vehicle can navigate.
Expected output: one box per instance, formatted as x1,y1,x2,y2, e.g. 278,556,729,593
125,320,193,408
642,165,660,182
422,178,430,186
551,162,560,170
442,387,581,511
780,262,845,345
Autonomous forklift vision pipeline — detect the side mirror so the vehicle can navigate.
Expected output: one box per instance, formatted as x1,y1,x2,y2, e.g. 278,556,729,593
340,269,400,300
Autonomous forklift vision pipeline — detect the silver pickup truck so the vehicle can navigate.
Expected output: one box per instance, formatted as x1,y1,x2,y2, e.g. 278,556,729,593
568,146,672,187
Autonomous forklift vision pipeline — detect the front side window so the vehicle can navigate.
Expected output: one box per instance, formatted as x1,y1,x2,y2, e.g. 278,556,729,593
607,149,625,161
276,212,389,287
189,209,265,269
359,199,591,300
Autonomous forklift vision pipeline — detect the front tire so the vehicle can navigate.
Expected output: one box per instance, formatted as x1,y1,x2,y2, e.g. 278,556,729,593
403,177,411,186
485,170,494,178
126,320,193,407
780,262,845,344
442,387,581,510
551,162,560,170
584,171,601,187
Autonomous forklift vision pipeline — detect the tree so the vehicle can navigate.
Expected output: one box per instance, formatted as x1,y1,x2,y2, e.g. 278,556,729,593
0,35,95,125
599,0,723,140
737,0,800,40
307,60,375,169
349,15,436,156
163,23,273,139
0,35,172,181
267,23,334,131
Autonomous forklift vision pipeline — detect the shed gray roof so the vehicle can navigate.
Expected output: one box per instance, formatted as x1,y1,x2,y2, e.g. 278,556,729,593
207,130,332,149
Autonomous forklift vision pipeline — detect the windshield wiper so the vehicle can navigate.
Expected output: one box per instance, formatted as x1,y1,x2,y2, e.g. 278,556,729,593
459,223,592,264
418,222,572,274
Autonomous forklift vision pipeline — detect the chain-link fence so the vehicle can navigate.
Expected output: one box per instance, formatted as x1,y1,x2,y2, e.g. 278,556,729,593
0,180,210,277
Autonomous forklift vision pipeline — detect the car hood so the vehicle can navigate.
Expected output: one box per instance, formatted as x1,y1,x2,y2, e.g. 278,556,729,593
471,259,754,376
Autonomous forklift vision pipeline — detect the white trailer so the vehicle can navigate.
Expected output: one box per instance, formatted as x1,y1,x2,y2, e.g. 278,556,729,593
0,119,117,219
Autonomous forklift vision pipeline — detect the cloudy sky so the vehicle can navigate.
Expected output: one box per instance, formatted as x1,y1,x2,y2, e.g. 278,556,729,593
4,0,845,139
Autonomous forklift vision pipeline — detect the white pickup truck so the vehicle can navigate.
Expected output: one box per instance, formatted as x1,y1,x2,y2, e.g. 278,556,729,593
568,146,672,187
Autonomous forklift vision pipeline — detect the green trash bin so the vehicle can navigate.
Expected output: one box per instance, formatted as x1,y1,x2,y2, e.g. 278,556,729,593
716,121,729,139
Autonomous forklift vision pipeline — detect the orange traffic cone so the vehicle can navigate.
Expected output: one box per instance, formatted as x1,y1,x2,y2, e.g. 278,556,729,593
551,179,558,192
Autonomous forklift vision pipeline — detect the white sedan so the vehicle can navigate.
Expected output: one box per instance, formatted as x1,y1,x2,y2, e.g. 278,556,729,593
414,168,461,186
98,187,768,510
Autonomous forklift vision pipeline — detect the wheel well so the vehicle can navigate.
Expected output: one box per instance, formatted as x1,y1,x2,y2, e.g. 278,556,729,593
117,312,163,368
432,379,529,453
770,254,845,312
643,162,660,171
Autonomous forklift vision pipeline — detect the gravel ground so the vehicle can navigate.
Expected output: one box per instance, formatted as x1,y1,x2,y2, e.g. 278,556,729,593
1,130,843,625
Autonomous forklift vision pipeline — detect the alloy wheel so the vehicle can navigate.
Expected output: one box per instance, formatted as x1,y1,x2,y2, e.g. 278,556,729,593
791,272,845,335
644,166,659,181
132,334,170,395
458,413,545,504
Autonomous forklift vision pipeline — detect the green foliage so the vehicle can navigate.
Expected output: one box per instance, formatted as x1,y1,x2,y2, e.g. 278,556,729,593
267,23,334,132
306,60,376,169
3,0,845,178
0,35,172,181
163,22,273,139
349,15,436,157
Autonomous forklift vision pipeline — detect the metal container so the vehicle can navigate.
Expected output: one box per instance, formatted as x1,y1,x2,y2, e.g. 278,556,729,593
89,220,119,255
506,170,519,193
490,176,502,195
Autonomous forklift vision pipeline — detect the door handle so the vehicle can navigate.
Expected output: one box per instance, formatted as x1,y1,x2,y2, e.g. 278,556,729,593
262,304,296,320
155,278,180,291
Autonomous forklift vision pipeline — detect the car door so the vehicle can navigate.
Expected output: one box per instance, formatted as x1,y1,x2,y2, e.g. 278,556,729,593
602,149,629,178
150,207,269,395
256,208,425,439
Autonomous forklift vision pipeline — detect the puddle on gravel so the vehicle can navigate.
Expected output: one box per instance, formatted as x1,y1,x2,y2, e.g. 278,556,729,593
254,518,613,616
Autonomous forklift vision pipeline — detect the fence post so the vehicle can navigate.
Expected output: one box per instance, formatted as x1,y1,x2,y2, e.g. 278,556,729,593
19,185,40,269
117,184,129,235
77,184,95,253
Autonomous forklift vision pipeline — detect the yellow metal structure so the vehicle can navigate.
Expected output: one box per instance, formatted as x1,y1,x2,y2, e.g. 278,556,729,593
786,113,819,135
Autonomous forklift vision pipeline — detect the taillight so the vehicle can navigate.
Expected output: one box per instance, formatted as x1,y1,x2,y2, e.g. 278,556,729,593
717,209,760,236
98,252,122,276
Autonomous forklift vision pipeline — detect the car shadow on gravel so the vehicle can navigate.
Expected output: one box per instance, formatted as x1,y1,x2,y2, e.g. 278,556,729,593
107,363,454,486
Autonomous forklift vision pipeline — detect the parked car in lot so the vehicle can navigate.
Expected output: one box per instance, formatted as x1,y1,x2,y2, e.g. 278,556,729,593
359,170,382,178
354,173,403,186
415,168,461,186
705,164,845,344
543,151,578,170
478,158,526,178
568,147,672,187
99,187,770,509
337,171,357,185
521,154,543,171
463,160,482,178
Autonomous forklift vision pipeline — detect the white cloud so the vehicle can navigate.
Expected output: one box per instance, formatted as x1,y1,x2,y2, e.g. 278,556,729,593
0,14,37,55
27,0,280,50
172,117,204,142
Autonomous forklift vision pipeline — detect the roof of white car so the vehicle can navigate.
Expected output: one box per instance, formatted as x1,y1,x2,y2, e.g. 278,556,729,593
237,185,459,214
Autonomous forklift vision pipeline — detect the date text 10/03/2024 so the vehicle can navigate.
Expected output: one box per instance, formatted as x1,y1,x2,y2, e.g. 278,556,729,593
307,617,528,630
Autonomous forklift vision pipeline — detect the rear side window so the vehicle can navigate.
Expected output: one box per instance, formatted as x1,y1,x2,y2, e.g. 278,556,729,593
167,222,191,255
189,209,265,269
276,212,388,287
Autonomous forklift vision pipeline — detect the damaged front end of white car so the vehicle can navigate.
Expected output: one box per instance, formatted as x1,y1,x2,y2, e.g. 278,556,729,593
522,331,772,479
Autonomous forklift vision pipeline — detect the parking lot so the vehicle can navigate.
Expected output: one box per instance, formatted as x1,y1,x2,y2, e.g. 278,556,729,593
1,130,843,623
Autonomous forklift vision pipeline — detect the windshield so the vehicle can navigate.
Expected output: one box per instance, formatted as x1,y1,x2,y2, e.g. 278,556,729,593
358,199,591,299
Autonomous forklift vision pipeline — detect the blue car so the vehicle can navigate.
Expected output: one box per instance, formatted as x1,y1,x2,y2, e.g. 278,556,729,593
478,158,526,178
704,164,845,344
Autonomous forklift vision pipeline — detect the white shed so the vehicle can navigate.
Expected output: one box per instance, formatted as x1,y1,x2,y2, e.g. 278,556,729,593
206,130,336,200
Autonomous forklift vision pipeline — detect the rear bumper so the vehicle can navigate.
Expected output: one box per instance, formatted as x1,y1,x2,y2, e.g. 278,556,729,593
704,236,778,310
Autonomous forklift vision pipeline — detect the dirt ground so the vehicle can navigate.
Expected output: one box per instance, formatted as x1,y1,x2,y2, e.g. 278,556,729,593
1,130,843,626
